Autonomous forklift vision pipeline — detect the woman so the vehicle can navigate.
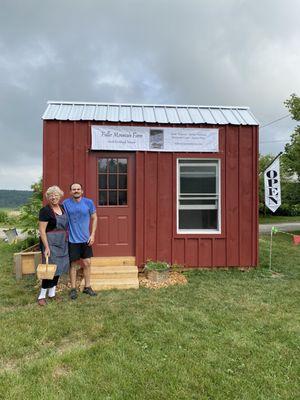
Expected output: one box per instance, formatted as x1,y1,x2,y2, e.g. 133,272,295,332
37,186,69,306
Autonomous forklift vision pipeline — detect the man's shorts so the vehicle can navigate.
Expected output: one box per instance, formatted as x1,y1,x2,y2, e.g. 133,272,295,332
69,242,93,263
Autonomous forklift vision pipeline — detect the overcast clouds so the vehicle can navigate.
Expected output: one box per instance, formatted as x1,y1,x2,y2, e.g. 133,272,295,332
0,0,299,189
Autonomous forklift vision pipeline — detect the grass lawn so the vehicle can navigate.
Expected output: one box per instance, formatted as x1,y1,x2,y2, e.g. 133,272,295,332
0,235,299,400
259,215,300,224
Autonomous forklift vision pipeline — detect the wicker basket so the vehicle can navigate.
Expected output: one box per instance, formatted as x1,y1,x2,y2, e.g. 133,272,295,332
36,256,57,280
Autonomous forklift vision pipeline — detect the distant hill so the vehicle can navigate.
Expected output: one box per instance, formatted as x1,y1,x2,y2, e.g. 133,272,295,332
0,190,33,208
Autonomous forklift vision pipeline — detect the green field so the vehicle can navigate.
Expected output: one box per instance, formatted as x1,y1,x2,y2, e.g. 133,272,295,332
0,208,20,217
0,209,21,229
0,189,32,209
0,234,299,400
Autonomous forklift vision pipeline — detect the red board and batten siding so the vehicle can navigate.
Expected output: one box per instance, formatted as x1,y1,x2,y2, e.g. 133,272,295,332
135,125,258,268
43,120,259,268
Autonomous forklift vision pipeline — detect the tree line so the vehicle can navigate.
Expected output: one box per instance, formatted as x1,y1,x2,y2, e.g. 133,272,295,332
0,190,32,208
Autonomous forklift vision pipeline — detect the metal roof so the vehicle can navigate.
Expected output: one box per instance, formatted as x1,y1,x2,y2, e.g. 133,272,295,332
42,101,259,126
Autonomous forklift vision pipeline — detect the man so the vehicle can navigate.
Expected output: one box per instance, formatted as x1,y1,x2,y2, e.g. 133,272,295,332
63,183,98,300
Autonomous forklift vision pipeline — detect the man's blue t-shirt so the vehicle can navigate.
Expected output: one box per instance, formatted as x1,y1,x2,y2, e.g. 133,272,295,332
63,197,96,243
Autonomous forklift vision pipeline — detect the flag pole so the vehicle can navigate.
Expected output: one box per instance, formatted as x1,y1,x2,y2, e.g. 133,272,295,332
269,227,273,270
259,152,283,176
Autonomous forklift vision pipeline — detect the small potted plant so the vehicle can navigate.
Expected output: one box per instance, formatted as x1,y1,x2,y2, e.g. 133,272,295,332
144,260,170,283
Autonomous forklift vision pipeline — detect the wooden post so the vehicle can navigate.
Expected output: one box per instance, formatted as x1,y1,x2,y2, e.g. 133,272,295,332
14,253,22,280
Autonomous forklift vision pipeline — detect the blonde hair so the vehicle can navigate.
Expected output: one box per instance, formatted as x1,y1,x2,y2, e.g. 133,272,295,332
45,185,64,199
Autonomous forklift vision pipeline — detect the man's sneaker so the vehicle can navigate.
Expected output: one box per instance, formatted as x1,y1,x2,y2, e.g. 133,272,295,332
82,287,97,296
69,288,78,300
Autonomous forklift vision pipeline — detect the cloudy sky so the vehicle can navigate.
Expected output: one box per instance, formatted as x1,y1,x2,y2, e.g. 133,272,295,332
0,0,299,189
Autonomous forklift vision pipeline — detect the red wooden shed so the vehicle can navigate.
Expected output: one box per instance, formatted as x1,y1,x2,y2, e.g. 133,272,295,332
42,101,259,269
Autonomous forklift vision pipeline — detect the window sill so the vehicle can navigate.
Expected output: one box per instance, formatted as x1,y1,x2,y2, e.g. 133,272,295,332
174,230,225,239
178,229,221,234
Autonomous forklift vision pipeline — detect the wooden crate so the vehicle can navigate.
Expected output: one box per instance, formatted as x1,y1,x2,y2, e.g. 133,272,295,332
14,252,42,279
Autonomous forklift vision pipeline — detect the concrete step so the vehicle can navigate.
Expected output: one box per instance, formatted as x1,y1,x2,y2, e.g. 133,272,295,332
91,256,136,267
85,278,139,291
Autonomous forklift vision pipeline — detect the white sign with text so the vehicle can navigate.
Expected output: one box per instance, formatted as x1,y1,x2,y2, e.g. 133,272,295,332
91,125,219,152
264,157,281,213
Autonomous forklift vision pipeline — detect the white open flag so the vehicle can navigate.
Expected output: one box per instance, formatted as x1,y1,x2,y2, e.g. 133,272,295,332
264,155,281,213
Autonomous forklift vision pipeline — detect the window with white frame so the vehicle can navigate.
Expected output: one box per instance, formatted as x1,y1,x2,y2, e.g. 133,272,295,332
177,159,220,233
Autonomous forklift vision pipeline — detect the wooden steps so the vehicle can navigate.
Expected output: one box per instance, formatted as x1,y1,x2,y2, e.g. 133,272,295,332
90,265,137,280
91,256,136,267
89,278,139,291
81,257,139,291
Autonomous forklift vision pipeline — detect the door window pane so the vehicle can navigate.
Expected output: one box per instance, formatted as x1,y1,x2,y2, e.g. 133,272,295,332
109,191,117,205
119,175,127,189
109,174,117,189
99,175,107,189
119,191,127,205
99,191,107,206
98,159,107,173
109,159,118,173
118,159,127,173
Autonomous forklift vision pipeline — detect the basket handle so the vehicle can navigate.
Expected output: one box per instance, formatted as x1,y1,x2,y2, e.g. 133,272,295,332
46,256,49,272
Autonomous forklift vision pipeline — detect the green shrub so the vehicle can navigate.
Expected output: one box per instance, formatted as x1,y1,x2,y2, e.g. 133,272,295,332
259,202,300,217
19,178,42,238
278,203,300,216
144,260,170,271
0,210,8,223
13,236,39,252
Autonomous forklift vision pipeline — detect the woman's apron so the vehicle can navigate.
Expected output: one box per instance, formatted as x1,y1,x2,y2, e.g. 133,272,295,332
43,213,69,276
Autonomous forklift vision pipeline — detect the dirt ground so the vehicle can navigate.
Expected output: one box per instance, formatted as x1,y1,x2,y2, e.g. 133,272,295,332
139,271,187,289
43,270,188,292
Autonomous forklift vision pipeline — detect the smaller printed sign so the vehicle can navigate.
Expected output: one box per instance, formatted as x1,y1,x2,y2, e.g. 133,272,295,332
91,125,219,152
264,157,281,213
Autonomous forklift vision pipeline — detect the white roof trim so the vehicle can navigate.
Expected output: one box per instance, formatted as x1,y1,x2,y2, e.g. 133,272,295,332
42,101,259,126
46,100,251,110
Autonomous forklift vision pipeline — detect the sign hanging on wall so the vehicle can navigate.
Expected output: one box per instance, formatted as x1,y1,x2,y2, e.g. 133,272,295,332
91,125,219,152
